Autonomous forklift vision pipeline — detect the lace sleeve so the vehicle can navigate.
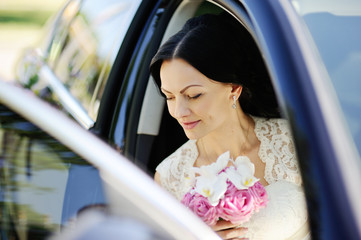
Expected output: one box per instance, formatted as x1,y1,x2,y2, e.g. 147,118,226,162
155,140,198,200
254,118,302,186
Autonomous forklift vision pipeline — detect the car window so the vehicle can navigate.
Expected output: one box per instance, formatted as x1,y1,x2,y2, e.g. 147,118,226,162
48,0,141,121
292,0,361,156
0,105,106,240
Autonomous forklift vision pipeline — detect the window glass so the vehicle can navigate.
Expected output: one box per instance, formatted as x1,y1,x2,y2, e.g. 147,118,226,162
0,105,106,239
49,0,141,120
291,0,361,156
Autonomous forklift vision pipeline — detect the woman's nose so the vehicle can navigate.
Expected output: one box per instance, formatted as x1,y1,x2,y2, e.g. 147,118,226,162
172,98,191,119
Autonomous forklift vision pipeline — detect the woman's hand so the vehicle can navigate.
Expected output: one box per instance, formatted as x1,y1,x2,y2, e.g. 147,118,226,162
212,220,248,240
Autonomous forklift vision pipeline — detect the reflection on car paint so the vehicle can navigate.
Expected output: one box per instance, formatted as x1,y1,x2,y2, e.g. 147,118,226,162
0,105,106,239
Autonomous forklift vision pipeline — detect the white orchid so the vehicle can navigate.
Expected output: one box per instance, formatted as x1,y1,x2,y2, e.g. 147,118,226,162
226,156,259,190
192,151,231,206
194,172,228,206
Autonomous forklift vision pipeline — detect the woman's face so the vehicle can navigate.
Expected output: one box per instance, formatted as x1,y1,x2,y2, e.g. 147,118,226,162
160,58,235,139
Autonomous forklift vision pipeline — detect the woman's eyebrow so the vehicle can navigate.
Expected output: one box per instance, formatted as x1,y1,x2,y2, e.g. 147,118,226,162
180,85,203,94
160,87,171,94
161,85,203,94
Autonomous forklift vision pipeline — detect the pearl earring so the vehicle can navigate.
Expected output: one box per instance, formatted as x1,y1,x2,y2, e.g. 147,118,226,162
232,96,237,109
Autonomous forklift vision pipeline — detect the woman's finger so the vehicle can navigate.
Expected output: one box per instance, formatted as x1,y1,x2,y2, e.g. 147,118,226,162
216,227,248,239
211,220,240,231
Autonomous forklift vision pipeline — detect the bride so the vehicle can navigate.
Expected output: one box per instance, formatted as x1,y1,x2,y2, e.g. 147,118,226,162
150,13,310,240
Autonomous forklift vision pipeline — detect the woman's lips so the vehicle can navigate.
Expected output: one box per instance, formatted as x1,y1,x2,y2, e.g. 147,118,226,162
181,120,200,130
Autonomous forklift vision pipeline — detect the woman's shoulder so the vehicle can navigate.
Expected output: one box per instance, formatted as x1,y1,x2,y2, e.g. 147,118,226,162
252,116,302,185
155,140,198,175
252,117,294,146
155,140,198,200
252,116,291,135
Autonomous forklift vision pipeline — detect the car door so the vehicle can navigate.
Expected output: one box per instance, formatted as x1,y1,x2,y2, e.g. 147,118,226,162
0,104,106,240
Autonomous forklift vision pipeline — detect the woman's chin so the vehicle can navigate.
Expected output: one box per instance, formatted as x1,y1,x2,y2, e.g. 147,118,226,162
183,131,198,140
183,130,205,140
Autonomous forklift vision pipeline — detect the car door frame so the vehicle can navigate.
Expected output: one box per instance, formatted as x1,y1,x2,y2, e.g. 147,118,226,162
237,0,361,239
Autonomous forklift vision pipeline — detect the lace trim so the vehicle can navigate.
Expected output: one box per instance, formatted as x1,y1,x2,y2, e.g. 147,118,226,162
156,140,198,200
253,117,302,185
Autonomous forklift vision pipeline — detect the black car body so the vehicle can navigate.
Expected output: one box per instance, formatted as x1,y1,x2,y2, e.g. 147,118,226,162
2,0,361,239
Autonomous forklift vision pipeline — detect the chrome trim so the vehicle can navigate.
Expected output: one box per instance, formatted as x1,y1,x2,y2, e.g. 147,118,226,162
211,0,255,35
0,80,220,240
39,64,94,129
279,0,361,233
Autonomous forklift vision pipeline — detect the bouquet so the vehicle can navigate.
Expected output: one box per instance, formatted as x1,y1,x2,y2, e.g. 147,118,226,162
181,151,268,226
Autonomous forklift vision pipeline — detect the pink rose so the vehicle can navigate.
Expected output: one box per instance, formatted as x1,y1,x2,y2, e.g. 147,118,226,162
188,193,219,226
249,182,268,212
181,175,268,227
218,189,254,225
181,192,194,206
224,180,237,196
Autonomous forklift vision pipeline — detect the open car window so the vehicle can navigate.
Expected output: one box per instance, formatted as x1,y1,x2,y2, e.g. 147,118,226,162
137,1,276,174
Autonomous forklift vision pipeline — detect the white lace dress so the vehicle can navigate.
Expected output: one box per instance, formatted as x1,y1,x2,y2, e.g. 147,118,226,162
156,117,311,240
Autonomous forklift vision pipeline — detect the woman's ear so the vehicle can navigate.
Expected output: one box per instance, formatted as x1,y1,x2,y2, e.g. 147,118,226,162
231,85,243,100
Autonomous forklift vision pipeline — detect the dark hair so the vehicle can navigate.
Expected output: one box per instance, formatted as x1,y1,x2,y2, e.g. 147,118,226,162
150,13,280,118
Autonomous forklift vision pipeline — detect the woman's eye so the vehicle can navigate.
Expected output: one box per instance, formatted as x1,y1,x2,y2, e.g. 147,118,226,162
189,93,202,99
165,96,174,101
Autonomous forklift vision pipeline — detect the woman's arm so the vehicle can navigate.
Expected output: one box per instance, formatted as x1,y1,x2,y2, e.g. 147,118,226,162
154,171,161,185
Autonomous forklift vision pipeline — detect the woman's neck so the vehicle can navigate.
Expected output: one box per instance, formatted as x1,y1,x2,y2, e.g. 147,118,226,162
197,111,256,165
